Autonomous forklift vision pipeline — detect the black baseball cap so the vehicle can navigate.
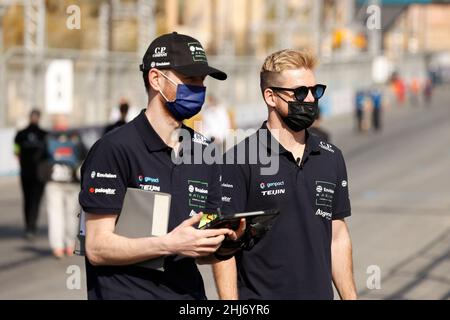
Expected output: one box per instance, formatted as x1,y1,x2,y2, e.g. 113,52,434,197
140,32,227,81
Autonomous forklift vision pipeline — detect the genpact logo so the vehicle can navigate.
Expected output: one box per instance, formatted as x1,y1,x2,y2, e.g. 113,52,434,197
266,181,284,188
144,176,159,183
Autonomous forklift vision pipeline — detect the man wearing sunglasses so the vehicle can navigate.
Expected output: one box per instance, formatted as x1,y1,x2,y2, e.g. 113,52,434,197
213,49,357,299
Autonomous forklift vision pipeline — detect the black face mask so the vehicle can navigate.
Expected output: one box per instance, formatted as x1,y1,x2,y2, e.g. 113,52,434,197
281,100,319,132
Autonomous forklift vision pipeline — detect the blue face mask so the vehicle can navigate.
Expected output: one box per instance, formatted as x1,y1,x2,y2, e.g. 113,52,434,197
158,71,206,121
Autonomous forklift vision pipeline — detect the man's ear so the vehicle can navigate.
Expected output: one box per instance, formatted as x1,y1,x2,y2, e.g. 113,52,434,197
148,68,162,92
263,88,277,108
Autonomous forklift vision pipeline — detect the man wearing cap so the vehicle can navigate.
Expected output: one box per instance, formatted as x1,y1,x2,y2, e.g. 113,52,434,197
79,32,243,300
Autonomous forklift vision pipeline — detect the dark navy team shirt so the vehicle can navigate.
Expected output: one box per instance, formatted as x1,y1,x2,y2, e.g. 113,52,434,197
79,109,221,300
221,121,351,300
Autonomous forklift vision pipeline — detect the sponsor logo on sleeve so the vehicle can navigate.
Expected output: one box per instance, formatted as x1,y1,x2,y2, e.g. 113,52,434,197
319,141,335,153
90,171,117,179
89,187,116,195
192,133,208,146
315,180,336,208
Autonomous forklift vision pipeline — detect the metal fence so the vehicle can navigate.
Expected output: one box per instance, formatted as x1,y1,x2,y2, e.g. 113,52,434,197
0,47,429,129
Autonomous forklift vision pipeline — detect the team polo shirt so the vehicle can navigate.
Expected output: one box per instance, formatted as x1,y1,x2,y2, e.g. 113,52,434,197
79,109,221,300
221,121,351,300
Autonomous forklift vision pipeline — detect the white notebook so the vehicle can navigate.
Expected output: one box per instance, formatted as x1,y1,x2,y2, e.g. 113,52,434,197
75,188,171,271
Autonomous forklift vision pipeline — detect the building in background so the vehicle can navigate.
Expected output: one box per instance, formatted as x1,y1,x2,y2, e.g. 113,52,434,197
0,0,450,129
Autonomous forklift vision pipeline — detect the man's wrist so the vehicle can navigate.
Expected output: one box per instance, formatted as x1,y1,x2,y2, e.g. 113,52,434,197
214,251,235,261
150,235,173,257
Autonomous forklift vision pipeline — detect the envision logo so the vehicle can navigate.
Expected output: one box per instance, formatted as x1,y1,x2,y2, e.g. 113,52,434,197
91,171,117,179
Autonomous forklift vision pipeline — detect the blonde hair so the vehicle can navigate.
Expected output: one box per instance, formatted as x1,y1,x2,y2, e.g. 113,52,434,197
260,49,317,93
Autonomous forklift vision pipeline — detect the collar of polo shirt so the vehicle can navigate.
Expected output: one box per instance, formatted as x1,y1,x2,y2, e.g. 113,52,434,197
259,121,321,155
134,109,197,155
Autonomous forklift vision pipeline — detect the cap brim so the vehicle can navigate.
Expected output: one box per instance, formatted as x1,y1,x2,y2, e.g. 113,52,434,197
173,64,227,81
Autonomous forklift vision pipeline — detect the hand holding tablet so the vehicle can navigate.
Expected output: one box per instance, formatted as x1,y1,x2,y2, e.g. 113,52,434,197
199,209,280,252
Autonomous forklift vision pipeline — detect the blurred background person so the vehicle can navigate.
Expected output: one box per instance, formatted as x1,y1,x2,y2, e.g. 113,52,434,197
390,72,406,106
423,78,433,105
369,86,383,132
355,89,366,133
409,77,421,107
13,109,48,240
104,99,130,135
39,115,87,259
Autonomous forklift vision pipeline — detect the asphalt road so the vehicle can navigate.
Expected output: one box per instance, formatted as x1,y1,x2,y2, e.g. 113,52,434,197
0,85,449,300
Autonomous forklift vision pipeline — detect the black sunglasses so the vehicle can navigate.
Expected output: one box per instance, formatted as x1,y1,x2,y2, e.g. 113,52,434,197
269,84,327,101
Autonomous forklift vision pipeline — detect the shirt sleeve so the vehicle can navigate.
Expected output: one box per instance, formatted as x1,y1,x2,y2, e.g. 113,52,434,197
332,149,351,220
78,138,129,215
220,160,249,215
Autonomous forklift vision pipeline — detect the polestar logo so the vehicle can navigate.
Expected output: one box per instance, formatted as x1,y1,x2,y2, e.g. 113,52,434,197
89,187,116,195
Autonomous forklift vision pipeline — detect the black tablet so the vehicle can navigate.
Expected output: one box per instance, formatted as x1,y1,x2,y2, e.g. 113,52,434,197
199,209,279,230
